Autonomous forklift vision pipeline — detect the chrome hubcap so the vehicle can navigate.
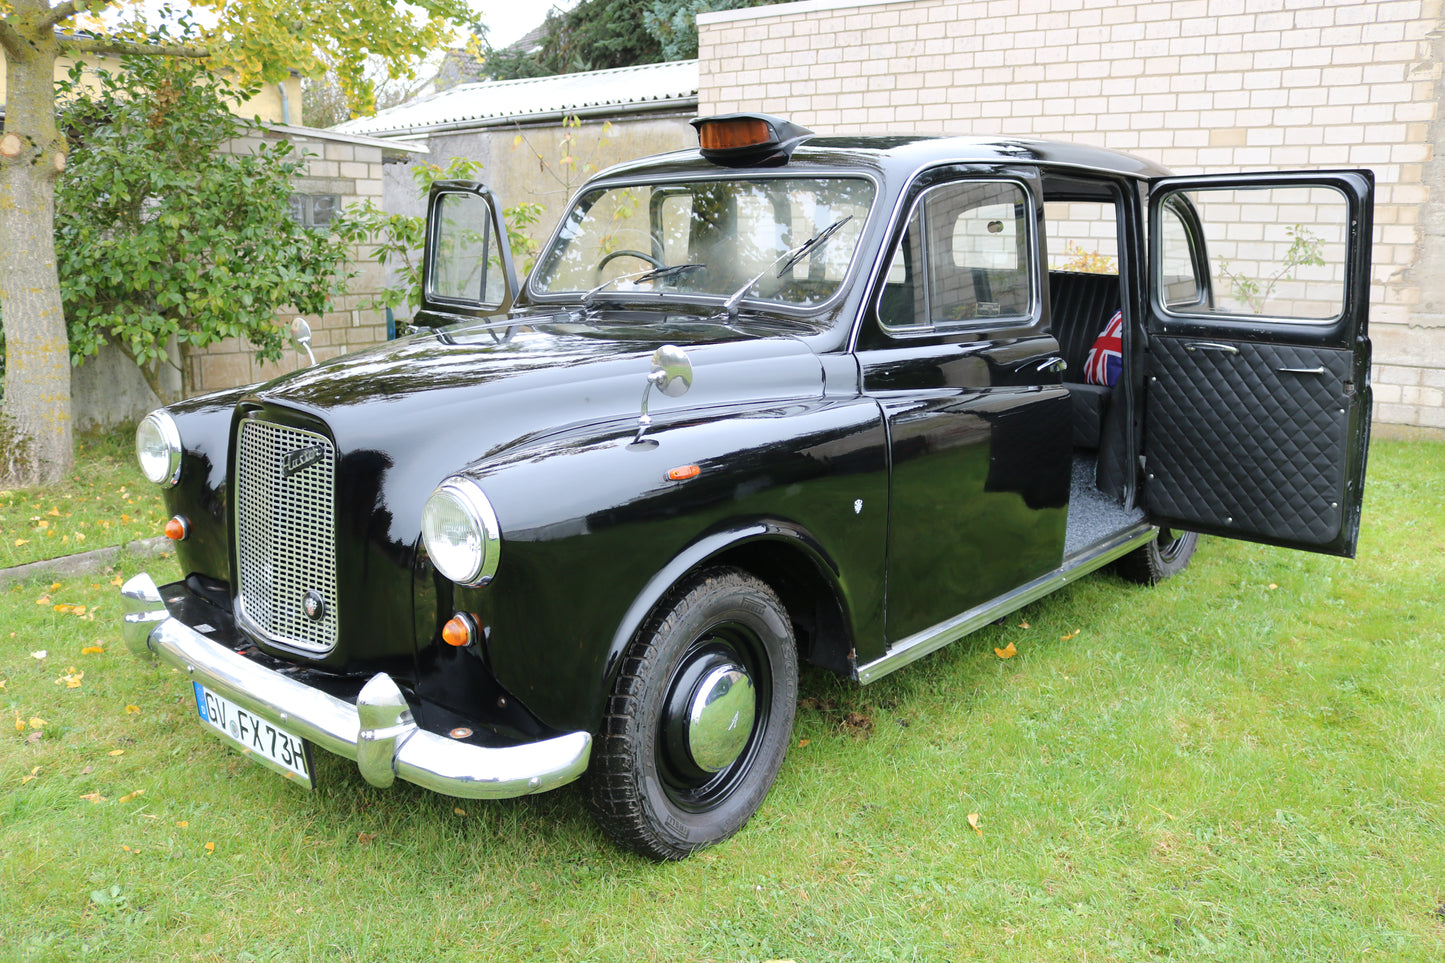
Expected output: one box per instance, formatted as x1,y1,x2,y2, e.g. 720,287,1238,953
684,662,756,772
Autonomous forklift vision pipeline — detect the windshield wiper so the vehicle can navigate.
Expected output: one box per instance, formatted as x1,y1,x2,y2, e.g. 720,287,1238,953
717,214,854,320
581,262,705,307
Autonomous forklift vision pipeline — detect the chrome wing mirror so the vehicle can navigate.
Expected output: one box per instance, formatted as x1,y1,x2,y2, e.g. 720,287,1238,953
633,344,693,446
289,316,317,366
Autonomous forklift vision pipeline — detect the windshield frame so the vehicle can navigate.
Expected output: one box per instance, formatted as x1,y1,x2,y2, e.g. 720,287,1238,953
523,168,885,320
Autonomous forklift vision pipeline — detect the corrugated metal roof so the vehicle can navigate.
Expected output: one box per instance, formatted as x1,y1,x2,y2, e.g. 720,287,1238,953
333,60,698,137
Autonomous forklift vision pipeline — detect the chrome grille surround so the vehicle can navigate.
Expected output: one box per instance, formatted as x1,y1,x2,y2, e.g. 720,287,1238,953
235,418,338,654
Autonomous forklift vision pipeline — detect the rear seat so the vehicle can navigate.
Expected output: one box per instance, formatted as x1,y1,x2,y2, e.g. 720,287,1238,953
1047,271,1122,449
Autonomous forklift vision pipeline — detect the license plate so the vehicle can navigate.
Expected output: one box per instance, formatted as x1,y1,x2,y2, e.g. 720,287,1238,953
193,683,315,789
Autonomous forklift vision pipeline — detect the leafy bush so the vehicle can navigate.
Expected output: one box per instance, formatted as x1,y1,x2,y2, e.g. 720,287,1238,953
55,58,363,404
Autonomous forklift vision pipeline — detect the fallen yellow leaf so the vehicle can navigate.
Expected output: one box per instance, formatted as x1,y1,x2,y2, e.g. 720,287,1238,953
967,812,983,836
204,841,216,852
1018,620,1030,629
118,789,145,803
176,820,189,827
55,667,84,688
125,705,140,714
453,807,467,817
109,749,125,757
47,508,60,517
21,767,40,785
82,645,105,655
13,538,28,546
797,738,811,748
81,792,105,803
1060,629,1080,641
994,641,1017,659
34,596,50,605
28,717,46,730
54,604,73,613
110,576,124,587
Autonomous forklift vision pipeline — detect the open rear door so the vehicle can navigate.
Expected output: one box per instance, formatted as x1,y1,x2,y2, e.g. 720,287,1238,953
1142,171,1373,557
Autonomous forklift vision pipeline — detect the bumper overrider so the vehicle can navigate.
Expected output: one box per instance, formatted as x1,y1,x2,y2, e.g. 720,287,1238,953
120,573,591,798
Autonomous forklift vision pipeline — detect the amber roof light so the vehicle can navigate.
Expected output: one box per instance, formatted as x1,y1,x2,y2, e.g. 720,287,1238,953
691,113,814,167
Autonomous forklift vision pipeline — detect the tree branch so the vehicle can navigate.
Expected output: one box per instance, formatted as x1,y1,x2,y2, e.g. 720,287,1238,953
59,35,211,59
0,19,26,60
39,2,79,31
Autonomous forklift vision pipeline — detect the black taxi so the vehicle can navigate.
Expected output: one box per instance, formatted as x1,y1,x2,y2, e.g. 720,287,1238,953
122,114,1373,859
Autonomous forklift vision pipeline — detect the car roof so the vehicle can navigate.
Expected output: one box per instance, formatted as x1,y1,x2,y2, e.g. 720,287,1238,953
592,132,1173,183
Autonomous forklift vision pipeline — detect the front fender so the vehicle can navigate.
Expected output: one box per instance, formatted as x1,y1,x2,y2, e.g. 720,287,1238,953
435,398,889,735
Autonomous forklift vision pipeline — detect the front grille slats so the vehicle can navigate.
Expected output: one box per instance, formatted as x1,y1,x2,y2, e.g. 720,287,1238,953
235,419,338,653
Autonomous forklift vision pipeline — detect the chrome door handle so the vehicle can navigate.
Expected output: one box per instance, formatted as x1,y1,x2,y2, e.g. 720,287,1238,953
1018,356,1067,374
1277,366,1326,375
1184,341,1240,355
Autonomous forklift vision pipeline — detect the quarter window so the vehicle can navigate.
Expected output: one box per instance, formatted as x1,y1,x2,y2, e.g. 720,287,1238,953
878,180,1034,332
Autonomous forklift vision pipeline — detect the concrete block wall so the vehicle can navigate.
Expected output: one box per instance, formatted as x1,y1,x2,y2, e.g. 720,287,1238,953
698,0,1445,434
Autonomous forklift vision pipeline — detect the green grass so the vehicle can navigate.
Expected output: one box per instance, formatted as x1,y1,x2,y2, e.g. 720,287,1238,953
2,440,1443,961
0,427,168,570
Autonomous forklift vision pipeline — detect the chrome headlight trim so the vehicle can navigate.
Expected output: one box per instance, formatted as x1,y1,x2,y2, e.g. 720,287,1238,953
136,409,182,488
422,476,501,586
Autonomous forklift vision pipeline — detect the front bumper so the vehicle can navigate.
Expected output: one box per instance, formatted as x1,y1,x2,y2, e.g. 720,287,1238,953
120,573,591,799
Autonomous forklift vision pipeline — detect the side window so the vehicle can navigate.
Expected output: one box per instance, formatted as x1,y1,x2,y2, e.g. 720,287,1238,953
428,191,507,306
1155,185,1350,322
1044,201,1119,275
878,180,1034,333
1158,199,1205,308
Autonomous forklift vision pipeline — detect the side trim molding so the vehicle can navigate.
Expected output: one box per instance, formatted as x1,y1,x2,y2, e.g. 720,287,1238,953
855,523,1157,684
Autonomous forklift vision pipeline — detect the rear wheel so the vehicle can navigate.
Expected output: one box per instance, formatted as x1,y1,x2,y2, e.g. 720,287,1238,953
590,567,798,860
1114,527,1198,584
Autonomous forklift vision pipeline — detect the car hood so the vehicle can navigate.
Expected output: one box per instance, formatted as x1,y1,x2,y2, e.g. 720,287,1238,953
255,313,826,465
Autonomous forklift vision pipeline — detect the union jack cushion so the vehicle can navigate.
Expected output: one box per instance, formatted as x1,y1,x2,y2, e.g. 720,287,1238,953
1083,310,1123,387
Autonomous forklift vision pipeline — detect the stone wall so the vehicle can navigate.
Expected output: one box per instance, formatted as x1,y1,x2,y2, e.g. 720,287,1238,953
697,0,1444,435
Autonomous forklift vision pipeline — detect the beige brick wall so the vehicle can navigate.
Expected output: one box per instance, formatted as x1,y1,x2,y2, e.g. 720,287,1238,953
698,0,1444,434
186,131,391,395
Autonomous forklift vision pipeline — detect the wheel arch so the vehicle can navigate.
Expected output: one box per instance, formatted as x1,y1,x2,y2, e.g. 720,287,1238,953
605,520,857,689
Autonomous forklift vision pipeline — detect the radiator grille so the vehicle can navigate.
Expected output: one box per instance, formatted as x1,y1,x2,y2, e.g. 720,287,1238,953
235,418,338,653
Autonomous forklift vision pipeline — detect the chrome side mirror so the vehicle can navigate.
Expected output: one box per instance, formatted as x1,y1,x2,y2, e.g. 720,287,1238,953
633,344,693,445
289,316,317,366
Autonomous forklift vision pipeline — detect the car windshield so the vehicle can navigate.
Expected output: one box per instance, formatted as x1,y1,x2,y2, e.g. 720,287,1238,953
530,176,876,310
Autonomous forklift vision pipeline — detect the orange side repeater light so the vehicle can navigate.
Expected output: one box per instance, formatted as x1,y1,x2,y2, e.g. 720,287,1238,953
666,465,702,482
164,515,190,540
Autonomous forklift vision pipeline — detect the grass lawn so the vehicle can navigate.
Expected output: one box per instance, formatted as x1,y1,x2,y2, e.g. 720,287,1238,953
1,437,1442,961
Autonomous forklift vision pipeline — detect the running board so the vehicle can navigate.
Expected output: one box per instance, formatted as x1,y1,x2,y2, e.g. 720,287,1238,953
854,523,1157,684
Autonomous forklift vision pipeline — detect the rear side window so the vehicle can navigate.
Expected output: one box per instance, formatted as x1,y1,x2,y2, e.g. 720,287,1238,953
878,180,1034,333
1155,185,1351,323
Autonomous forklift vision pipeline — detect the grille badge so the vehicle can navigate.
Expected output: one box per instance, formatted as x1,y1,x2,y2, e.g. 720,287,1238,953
302,590,327,621
282,445,326,477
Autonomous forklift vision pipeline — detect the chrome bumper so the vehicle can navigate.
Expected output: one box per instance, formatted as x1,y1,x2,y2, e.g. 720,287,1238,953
120,573,591,799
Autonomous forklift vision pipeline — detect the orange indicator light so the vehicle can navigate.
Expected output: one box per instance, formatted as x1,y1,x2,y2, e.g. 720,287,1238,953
442,614,475,647
666,465,702,481
697,118,772,151
164,515,190,540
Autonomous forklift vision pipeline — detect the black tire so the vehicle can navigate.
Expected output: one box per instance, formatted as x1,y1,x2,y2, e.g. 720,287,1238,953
590,567,798,860
1114,527,1198,585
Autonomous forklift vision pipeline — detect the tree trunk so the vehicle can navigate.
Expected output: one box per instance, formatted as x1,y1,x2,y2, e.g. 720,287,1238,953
1,2,72,486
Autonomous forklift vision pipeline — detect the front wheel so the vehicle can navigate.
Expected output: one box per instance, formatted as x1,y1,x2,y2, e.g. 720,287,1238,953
1114,527,1198,585
590,567,798,860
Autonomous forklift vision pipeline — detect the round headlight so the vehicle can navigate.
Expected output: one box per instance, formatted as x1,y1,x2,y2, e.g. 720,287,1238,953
136,410,182,487
422,477,501,586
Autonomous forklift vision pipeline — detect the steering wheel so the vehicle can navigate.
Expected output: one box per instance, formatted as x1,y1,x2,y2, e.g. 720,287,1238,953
597,249,662,271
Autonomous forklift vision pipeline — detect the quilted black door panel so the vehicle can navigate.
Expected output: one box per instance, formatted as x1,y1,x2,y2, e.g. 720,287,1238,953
1144,335,1356,547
